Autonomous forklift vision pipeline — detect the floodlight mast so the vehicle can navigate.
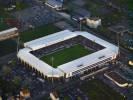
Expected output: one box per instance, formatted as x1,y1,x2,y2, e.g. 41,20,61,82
51,57,54,84
16,13,21,54
79,18,83,31
17,32,20,54
117,32,120,58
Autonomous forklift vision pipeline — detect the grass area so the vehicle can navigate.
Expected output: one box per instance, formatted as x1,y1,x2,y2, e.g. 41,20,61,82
0,18,9,31
64,96,71,100
0,12,11,31
41,44,92,67
0,39,17,57
15,1,29,11
80,79,125,100
20,24,61,42
107,0,133,11
85,0,122,26
128,1,133,11
85,0,104,16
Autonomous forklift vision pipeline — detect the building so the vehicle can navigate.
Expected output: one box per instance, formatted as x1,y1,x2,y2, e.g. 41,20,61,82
20,88,30,99
104,71,129,88
50,92,59,100
86,17,101,28
71,8,91,22
45,0,63,11
108,25,133,50
0,28,18,41
17,30,118,79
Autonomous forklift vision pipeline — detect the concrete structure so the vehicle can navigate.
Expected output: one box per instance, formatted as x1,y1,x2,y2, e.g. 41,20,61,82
104,71,129,88
0,28,18,41
17,30,118,79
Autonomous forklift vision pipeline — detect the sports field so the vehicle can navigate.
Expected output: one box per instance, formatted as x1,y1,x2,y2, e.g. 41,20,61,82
20,24,61,42
40,44,92,68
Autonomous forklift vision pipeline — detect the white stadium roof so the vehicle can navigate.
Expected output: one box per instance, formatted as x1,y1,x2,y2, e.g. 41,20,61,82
24,30,76,51
18,30,118,78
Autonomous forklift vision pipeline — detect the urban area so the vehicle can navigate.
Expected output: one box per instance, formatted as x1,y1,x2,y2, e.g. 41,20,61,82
0,0,133,100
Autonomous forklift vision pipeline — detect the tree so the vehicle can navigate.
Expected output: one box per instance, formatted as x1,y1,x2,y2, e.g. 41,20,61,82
2,65,12,77
12,76,21,88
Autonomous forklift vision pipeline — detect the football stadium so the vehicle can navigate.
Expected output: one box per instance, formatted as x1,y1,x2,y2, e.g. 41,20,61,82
17,30,118,79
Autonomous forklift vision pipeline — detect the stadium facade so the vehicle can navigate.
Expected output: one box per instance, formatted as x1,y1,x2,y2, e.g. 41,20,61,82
17,30,118,79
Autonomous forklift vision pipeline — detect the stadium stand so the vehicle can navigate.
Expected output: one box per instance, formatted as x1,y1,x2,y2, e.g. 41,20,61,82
18,30,118,79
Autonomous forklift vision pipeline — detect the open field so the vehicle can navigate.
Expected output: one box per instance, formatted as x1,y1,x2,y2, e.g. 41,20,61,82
0,39,17,57
20,24,61,42
80,79,125,100
0,13,11,31
41,44,92,67
15,1,29,11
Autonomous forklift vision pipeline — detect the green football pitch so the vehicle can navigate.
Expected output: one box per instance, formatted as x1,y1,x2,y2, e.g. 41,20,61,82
40,44,92,68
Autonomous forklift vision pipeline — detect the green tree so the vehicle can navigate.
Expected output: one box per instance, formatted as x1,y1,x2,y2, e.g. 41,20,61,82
12,76,21,87
2,65,12,76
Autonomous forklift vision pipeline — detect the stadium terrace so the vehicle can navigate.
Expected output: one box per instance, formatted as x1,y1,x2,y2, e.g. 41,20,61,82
17,30,118,79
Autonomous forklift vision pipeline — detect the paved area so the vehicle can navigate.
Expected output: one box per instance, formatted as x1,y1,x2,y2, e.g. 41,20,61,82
12,5,62,31
54,21,75,31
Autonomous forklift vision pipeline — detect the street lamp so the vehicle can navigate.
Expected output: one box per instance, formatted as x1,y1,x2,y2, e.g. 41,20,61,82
79,18,83,31
17,33,20,54
117,32,120,58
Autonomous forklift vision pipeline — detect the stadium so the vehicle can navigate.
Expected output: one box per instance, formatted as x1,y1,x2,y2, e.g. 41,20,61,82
17,30,118,79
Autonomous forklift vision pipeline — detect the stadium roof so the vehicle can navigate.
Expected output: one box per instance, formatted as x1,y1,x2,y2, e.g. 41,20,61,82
18,48,64,77
24,30,77,51
58,48,116,73
18,30,118,78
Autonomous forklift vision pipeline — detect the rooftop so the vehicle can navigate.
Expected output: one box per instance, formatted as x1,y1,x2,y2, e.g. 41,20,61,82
105,71,128,85
108,25,129,34
45,0,63,8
